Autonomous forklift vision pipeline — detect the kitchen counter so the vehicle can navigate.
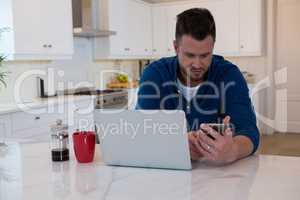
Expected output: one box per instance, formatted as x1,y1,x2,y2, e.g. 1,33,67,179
0,95,95,115
1,142,299,200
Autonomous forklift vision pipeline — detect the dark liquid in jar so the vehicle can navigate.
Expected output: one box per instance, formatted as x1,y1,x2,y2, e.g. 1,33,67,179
51,148,69,162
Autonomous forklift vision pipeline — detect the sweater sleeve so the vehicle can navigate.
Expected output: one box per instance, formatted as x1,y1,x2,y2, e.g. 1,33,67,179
221,66,260,155
136,65,162,110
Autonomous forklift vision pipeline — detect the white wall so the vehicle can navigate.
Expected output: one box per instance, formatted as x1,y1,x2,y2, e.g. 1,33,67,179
226,0,277,135
275,0,300,133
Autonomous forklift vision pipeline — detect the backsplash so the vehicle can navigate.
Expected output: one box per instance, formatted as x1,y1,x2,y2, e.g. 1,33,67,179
0,38,139,103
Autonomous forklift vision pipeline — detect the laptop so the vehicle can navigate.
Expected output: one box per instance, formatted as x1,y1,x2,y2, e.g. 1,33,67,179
94,110,191,170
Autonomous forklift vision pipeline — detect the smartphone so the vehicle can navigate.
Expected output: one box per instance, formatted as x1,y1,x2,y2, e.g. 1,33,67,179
203,123,234,139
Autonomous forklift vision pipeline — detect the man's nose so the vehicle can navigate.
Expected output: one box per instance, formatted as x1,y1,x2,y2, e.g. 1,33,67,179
191,56,203,68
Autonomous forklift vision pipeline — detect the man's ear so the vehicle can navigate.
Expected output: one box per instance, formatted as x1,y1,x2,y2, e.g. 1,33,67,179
173,40,179,55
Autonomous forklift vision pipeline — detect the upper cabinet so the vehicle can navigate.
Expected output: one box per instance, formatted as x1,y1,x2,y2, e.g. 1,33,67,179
152,5,168,57
239,0,264,56
186,0,240,56
151,0,264,58
0,0,74,60
94,0,153,59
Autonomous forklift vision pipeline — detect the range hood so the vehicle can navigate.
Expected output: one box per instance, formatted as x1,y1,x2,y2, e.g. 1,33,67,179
72,0,116,38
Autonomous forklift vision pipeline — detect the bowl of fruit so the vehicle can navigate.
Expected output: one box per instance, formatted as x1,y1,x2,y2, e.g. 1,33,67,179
116,73,128,83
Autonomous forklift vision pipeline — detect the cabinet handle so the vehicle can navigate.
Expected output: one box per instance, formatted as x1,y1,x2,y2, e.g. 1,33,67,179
124,48,130,51
167,48,171,51
34,116,40,120
240,45,244,49
153,49,157,52
48,44,52,48
145,49,148,52
43,44,47,48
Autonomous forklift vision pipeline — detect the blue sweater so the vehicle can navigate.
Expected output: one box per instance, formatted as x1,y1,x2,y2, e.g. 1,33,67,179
136,55,260,154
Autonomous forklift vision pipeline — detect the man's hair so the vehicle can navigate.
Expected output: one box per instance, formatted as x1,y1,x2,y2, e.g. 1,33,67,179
176,8,216,42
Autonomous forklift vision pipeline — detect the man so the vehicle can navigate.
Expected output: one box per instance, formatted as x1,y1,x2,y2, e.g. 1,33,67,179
137,8,259,165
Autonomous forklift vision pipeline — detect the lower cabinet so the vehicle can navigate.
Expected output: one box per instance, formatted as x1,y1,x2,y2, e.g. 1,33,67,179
0,114,12,140
10,105,67,141
2,98,95,141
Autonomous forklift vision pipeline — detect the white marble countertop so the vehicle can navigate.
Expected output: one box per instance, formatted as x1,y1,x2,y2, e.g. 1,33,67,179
0,95,95,115
0,142,299,200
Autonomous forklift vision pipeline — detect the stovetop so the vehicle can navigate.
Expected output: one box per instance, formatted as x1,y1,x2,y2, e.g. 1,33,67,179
73,89,124,96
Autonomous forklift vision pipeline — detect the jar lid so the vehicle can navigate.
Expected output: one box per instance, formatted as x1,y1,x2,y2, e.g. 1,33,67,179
50,119,68,133
51,134,69,139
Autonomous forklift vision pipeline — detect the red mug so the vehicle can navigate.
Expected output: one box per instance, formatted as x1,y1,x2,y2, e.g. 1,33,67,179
73,131,96,163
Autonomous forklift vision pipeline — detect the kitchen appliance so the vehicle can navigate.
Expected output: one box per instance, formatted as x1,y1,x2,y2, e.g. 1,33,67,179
73,88,128,109
50,119,69,162
72,0,116,38
37,77,57,98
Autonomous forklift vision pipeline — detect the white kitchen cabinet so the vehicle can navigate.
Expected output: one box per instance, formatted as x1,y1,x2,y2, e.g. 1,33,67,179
192,0,240,56
152,5,169,57
239,0,264,56
152,0,263,58
165,4,190,56
101,0,132,57
94,0,152,59
0,114,11,140
135,1,153,57
0,98,95,141
153,3,204,57
10,106,67,140
0,0,74,60
162,0,240,57
152,3,186,57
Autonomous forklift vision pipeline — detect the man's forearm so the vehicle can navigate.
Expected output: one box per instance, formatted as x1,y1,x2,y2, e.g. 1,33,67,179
232,135,254,161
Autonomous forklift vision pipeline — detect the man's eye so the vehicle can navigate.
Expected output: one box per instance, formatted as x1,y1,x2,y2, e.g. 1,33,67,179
201,54,209,58
186,54,195,58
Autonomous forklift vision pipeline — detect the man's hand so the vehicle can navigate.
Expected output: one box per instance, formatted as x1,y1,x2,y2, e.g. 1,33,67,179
188,131,203,161
194,116,241,165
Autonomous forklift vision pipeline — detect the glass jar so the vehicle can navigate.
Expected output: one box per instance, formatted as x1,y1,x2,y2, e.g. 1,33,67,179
50,119,69,162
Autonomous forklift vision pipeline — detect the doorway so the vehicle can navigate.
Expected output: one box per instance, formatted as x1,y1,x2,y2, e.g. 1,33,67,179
276,0,300,133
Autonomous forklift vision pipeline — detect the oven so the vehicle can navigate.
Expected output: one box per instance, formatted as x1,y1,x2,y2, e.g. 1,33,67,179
73,89,128,109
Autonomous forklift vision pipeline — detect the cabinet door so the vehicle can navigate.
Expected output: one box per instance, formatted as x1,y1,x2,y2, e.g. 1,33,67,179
185,0,240,56
139,2,153,57
109,0,133,56
107,0,152,58
12,0,48,55
10,0,73,59
152,5,168,57
166,4,194,56
115,0,152,58
165,5,186,56
43,0,74,56
10,106,66,141
127,0,143,56
239,0,263,56
11,110,65,132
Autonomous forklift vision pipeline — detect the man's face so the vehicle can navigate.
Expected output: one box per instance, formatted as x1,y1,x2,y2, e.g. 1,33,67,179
174,35,214,84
